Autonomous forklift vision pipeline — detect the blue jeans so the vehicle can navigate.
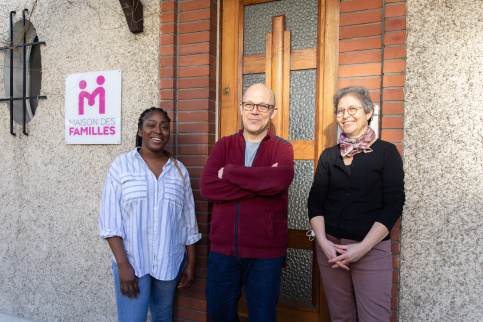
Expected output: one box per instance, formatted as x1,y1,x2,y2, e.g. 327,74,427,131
206,251,284,322
112,256,185,322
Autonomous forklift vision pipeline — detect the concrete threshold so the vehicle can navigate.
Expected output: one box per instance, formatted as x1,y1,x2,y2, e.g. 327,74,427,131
0,312,43,322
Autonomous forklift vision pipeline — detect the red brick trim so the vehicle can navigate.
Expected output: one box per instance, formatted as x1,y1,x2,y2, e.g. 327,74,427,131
338,0,407,319
161,1,217,320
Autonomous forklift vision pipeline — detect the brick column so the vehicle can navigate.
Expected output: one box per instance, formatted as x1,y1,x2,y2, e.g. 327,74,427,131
382,2,406,321
338,1,406,321
160,0,178,153
381,1,406,155
160,0,217,321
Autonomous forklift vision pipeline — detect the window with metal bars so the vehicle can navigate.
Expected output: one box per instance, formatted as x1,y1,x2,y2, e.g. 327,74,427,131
0,9,46,136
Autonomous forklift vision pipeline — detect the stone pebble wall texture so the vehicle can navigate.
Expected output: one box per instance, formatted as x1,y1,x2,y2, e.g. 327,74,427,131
401,0,483,320
0,0,159,321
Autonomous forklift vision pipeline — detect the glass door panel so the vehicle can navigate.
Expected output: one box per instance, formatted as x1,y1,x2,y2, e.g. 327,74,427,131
243,0,318,306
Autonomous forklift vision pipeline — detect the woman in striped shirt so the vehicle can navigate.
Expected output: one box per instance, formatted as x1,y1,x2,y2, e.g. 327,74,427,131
99,107,201,322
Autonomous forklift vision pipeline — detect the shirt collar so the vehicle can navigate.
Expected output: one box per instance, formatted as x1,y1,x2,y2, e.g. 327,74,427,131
133,148,173,168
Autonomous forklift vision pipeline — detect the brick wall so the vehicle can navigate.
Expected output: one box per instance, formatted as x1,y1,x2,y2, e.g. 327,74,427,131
160,0,217,321
339,1,406,321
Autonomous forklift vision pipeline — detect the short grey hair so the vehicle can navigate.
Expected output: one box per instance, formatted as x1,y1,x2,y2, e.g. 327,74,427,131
333,85,374,125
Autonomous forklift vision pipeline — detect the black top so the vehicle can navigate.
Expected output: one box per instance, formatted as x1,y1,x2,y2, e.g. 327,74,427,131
307,139,405,241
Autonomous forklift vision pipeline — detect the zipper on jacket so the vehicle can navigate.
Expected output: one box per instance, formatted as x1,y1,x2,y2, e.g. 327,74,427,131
235,201,240,256
236,131,269,256
250,134,267,166
255,133,269,165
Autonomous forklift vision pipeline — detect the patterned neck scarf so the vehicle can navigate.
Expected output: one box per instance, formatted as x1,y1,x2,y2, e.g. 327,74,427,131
339,127,376,158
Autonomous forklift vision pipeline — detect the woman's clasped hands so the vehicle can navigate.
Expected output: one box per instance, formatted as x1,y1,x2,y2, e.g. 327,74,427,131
319,237,370,271
329,242,371,271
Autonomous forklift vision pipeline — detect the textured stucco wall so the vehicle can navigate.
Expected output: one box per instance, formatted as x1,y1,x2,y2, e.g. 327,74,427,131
0,1,159,321
401,0,483,320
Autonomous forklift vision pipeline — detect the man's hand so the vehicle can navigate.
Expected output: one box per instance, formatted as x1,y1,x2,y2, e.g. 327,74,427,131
218,167,224,179
272,163,278,167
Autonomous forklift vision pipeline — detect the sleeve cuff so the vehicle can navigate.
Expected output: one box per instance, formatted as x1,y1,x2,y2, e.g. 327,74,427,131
99,229,124,240
375,217,398,234
186,233,202,245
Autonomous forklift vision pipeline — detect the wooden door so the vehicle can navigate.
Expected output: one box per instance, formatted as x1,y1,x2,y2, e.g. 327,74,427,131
219,0,339,321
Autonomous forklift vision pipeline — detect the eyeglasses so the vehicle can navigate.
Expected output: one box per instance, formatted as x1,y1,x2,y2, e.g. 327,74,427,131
335,106,363,117
242,102,274,113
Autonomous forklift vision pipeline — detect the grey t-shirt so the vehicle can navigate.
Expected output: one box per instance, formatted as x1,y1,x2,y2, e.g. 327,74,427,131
245,141,261,167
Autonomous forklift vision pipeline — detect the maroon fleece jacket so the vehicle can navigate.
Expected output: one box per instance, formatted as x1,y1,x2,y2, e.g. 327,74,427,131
200,129,294,258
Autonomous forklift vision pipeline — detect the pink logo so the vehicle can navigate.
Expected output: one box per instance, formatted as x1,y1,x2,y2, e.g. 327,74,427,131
78,75,106,115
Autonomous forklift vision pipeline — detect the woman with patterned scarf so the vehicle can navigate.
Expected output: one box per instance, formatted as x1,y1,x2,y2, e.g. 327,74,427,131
308,86,405,321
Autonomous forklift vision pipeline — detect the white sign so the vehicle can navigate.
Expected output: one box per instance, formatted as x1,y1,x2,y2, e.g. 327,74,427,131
65,70,121,144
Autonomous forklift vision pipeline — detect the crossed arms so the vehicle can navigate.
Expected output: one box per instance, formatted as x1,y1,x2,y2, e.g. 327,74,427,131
200,139,294,203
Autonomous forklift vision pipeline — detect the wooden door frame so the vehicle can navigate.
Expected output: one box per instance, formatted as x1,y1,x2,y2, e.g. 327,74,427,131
218,0,340,320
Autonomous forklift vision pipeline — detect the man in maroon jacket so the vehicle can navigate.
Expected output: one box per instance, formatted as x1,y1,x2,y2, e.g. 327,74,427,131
200,83,294,321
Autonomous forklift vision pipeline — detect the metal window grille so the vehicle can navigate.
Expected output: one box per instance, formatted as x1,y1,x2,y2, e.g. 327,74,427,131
0,9,46,136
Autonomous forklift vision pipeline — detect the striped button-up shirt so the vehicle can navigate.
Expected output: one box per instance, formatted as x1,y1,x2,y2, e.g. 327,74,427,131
99,149,201,281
